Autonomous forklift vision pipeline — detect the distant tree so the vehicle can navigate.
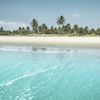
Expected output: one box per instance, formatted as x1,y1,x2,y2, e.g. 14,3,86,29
73,25,79,35
96,28,100,35
31,19,38,33
57,15,65,34
38,26,42,33
70,28,74,34
64,23,71,34
49,26,54,34
26,27,30,34
54,28,58,34
57,15,65,26
84,26,89,35
78,27,84,35
0,27,4,32
89,28,96,35
41,23,48,34
18,27,22,34
13,30,19,35
50,26,54,30
57,27,61,34
22,27,26,34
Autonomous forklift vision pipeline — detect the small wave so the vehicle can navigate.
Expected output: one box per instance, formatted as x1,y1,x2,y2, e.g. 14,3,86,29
0,48,32,52
0,48,72,54
0,72,39,87
0,46,76,54
0,65,60,87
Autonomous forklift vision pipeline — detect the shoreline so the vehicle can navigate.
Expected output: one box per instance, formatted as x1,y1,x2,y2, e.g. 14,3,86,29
0,36,100,48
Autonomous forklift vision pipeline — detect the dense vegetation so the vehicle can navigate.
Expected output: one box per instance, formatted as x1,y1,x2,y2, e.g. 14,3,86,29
0,15,100,36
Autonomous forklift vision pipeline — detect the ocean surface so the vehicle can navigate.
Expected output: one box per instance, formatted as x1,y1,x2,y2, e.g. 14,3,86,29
0,46,100,100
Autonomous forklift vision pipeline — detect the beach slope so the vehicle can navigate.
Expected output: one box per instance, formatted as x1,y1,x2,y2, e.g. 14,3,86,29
0,36,100,48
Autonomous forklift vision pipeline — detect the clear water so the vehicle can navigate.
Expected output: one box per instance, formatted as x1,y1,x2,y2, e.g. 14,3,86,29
0,46,100,100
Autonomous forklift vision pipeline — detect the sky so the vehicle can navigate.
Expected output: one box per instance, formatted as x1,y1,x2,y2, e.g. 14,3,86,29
0,0,100,30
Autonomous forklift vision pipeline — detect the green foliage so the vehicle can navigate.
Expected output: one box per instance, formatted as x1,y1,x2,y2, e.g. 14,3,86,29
31,19,38,33
57,15,65,26
0,16,100,36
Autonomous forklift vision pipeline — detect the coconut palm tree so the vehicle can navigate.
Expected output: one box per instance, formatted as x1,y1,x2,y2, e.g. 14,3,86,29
57,15,65,26
26,27,30,34
96,28,100,35
78,27,84,35
73,25,79,35
0,27,4,32
54,28,58,34
90,28,95,35
42,23,48,29
18,27,22,35
38,26,42,33
22,27,26,34
70,28,74,34
38,24,48,34
84,26,89,35
49,26,54,34
31,19,38,33
57,15,65,34
41,23,48,34
64,23,71,34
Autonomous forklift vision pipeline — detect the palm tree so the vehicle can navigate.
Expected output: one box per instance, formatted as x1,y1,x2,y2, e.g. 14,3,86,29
96,28,100,35
78,27,84,35
49,26,54,34
26,27,30,34
54,28,58,34
73,25,79,35
64,23,71,34
70,28,74,34
41,23,48,34
31,19,38,33
57,15,65,34
90,28,95,35
38,26,42,33
84,26,89,35
0,27,4,32
22,27,26,34
18,27,22,34
57,15,65,26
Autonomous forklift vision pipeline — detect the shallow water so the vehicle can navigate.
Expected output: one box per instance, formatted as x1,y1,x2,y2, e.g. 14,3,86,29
0,46,100,100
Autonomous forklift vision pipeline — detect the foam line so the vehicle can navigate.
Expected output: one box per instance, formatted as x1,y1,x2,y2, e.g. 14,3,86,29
0,65,60,87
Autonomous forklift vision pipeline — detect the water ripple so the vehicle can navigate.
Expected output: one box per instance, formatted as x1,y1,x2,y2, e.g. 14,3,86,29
0,65,61,87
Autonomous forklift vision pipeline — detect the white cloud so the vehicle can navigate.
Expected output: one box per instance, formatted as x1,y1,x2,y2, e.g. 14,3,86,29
72,13,81,18
0,21,28,31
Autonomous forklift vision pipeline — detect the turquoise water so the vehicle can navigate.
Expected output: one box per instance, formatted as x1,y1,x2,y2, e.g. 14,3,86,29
0,46,100,100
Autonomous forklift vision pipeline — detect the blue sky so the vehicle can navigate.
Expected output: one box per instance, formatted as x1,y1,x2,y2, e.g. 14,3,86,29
0,0,100,30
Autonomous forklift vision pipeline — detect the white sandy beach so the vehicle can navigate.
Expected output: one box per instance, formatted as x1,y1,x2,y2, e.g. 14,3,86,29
0,36,100,48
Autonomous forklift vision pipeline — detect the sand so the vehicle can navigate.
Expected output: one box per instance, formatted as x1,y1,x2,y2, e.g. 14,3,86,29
0,36,100,48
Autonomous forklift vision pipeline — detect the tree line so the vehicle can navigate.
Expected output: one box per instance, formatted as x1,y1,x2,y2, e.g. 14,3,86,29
0,15,100,36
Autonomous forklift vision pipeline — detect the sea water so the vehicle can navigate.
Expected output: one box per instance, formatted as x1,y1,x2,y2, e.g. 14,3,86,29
0,46,100,100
